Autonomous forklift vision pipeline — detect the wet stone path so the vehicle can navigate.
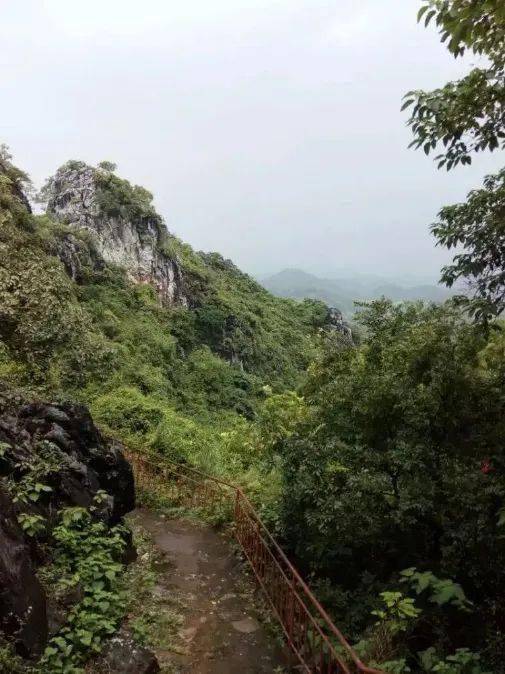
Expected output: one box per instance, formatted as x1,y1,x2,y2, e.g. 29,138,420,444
130,508,287,673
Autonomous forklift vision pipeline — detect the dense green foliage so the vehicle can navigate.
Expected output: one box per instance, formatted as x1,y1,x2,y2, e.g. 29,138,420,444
433,169,505,321
275,300,505,670
404,1,504,170
39,505,128,673
403,1,505,322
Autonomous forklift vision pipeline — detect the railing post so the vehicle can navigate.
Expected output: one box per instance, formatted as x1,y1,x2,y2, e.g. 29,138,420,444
233,489,240,542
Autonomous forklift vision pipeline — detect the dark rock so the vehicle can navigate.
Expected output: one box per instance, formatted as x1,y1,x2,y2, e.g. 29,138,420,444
4,399,135,522
98,628,160,674
55,232,104,283
0,390,137,659
0,484,47,656
325,307,353,342
39,406,70,424
44,423,72,449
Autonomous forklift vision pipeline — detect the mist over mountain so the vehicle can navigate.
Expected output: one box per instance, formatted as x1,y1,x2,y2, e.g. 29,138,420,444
260,268,454,316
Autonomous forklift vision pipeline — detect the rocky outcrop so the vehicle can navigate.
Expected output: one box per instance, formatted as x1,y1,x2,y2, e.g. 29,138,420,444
56,231,104,283
0,397,135,524
325,307,353,342
0,389,136,659
97,628,160,674
43,162,187,307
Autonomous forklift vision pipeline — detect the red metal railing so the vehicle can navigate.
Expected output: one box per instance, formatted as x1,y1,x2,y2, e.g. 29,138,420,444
125,449,383,674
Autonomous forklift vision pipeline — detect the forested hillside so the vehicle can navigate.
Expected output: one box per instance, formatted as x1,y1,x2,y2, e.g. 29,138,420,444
0,151,338,474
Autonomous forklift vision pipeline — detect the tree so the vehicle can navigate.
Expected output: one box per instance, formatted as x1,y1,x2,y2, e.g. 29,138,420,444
403,1,505,320
433,169,505,321
403,1,504,170
97,160,117,172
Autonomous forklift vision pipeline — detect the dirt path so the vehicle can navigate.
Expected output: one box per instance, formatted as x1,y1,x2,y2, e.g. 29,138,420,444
130,507,286,673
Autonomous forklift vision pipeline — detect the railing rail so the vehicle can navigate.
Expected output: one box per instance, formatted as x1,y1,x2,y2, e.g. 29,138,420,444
125,449,383,674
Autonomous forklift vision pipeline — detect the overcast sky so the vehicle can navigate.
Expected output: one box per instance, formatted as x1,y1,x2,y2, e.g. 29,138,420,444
1,1,502,281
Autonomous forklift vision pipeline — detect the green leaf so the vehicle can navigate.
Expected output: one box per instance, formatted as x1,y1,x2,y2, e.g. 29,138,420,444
424,9,436,26
400,567,416,578
417,5,429,23
79,630,93,646
431,585,457,606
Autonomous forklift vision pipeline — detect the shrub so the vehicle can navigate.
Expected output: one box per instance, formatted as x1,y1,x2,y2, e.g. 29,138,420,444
91,387,165,437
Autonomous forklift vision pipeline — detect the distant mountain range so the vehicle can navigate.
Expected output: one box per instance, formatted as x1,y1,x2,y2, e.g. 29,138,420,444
259,268,454,317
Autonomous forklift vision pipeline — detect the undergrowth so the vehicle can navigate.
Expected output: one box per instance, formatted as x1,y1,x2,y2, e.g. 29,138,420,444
37,503,129,673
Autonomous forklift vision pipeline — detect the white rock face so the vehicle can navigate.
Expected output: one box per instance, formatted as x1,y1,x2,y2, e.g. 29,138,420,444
45,163,187,307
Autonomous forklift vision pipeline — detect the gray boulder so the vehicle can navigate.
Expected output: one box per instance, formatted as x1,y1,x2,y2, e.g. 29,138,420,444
325,306,353,342
98,629,160,674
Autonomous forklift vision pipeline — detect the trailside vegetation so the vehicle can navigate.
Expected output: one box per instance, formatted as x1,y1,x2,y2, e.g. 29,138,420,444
275,300,504,671
267,3,505,671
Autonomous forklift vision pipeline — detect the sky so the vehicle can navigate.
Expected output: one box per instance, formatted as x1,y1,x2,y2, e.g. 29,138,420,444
1,0,502,282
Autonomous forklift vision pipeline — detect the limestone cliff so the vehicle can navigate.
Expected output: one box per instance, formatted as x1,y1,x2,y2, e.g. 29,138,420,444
43,162,187,307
